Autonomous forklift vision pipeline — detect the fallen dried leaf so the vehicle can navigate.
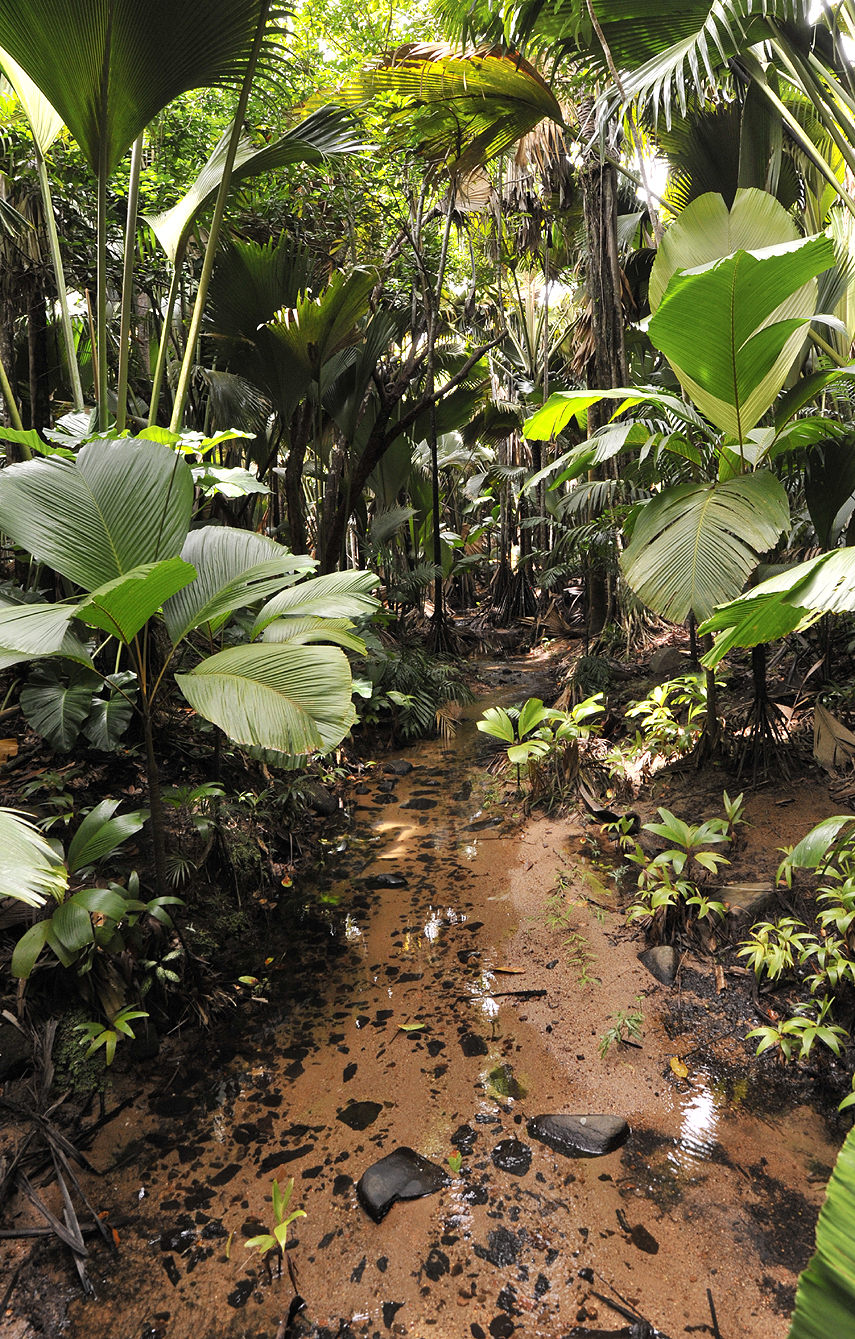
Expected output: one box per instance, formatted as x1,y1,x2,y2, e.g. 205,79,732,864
670,1056,689,1080
715,964,726,994
0,738,17,763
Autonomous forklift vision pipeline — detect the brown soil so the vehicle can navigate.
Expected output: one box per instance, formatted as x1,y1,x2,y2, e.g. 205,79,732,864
0,652,850,1339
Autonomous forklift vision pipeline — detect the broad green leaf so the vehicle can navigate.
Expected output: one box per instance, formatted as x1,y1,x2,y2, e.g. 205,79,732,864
162,527,315,645
262,616,366,654
83,672,138,751
523,389,647,443
647,189,828,438
147,105,362,264
77,559,196,644
67,799,147,872
191,465,269,498
252,569,379,637
517,697,549,739
11,919,51,977
267,269,377,382
52,899,94,953
700,548,855,664
649,234,833,439
0,0,283,177
621,471,789,623
0,808,67,907
788,1126,855,1339
476,706,515,743
0,601,92,664
0,426,64,458
0,438,194,591
0,46,63,153
648,189,810,313
20,660,99,751
176,643,357,755
69,887,130,922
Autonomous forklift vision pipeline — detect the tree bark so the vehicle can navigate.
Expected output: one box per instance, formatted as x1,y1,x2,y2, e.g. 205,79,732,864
27,285,50,433
581,160,627,637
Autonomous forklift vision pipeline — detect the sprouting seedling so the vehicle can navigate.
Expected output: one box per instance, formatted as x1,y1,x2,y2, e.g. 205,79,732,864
448,1150,463,1174
244,1177,306,1275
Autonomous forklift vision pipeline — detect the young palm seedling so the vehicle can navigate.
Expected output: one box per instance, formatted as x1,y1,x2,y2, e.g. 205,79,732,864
245,1177,306,1279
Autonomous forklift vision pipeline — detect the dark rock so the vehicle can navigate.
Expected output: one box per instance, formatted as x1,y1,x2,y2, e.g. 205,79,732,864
491,1139,531,1177
638,945,679,986
451,1123,478,1150
649,646,689,681
365,872,408,889
337,1101,382,1131
718,882,776,921
400,797,437,810
630,1223,659,1254
527,1113,629,1158
383,759,414,775
303,780,338,816
474,1226,519,1267
459,1032,489,1057
357,1147,450,1223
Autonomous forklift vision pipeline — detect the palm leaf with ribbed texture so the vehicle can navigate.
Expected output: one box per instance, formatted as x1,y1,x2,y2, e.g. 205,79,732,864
649,230,833,440
621,470,789,623
337,44,562,175
787,1127,855,1339
262,616,367,653
0,0,288,176
146,106,362,264
0,438,194,591
646,190,831,439
206,235,315,419
76,558,196,644
699,547,855,664
0,807,67,906
252,569,379,637
0,46,63,153
267,268,377,382
602,1,802,125
176,643,357,755
162,527,315,645
0,602,92,663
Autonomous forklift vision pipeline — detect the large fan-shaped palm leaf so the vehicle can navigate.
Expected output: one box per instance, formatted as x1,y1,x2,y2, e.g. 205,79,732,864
700,546,855,664
176,643,357,755
147,106,362,265
0,0,288,175
787,1125,855,1339
647,190,833,439
0,808,67,906
336,44,563,175
0,438,194,591
621,470,790,622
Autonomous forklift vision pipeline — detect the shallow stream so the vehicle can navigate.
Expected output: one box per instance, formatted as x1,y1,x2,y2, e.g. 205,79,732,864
39,661,841,1339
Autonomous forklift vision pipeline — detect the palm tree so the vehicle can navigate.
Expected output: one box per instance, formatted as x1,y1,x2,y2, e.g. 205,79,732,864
0,0,289,428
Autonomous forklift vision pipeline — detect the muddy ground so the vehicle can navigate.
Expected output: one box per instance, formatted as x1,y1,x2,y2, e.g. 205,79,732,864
0,647,852,1339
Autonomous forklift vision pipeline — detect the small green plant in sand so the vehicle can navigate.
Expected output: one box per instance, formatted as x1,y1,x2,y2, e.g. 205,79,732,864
245,1177,306,1276
599,1007,644,1058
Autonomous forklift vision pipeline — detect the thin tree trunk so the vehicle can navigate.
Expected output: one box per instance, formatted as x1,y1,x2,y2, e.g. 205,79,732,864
581,159,627,637
27,285,50,433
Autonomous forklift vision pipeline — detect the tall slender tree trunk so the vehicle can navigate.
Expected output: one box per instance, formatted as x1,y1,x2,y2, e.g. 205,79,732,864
580,160,627,637
27,284,50,433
